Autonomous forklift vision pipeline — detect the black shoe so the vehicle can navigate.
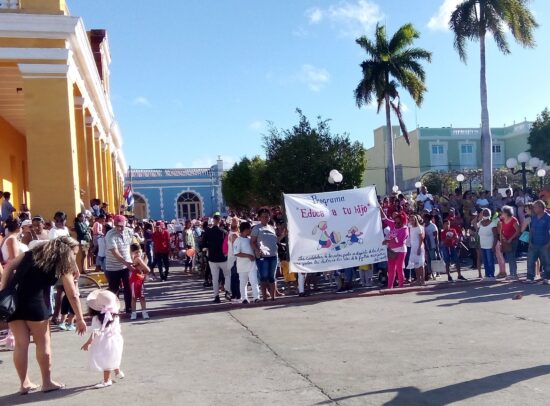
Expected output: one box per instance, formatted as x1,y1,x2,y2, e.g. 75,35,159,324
242,300,249,304
298,292,306,297
336,288,347,294
213,296,221,303
447,275,453,282
458,275,467,281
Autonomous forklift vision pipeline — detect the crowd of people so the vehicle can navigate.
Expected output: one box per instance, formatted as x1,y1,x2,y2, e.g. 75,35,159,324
1,185,550,393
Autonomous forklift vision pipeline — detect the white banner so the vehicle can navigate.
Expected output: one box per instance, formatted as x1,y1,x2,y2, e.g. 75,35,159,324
284,187,387,273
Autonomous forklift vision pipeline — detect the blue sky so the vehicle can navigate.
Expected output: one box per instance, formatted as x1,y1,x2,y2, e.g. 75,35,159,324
70,0,550,170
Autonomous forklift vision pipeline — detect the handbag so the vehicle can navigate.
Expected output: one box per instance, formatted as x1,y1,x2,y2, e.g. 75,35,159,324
519,231,530,244
0,282,17,321
387,248,397,260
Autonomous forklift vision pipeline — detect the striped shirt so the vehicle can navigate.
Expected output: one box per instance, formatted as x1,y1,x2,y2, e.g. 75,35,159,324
105,227,133,271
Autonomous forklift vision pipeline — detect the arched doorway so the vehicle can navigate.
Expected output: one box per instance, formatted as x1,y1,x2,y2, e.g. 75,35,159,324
133,193,148,220
177,192,202,220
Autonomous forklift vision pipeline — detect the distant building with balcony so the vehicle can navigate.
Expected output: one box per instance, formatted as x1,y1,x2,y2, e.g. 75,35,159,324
364,121,532,193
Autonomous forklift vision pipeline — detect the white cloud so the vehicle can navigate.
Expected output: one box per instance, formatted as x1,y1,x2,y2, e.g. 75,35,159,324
307,7,324,24
428,0,463,31
299,64,330,92
174,162,184,168
248,120,265,131
306,0,384,37
132,96,151,107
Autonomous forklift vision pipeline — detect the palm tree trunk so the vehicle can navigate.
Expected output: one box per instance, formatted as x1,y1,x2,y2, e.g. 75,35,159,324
385,93,396,194
479,30,493,191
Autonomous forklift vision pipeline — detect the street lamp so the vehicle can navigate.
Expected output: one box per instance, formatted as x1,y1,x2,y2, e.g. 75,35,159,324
456,173,465,194
506,152,541,192
414,181,422,194
537,168,546,190
328,169,343,190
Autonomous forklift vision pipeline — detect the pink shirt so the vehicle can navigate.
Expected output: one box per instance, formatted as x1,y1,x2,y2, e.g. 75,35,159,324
383,219,409,252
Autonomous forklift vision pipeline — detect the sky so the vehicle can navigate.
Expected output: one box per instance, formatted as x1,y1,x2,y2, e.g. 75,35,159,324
70,0,550,170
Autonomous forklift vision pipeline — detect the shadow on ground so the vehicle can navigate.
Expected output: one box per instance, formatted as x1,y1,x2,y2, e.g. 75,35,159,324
414,281,550,307
316,365,550,406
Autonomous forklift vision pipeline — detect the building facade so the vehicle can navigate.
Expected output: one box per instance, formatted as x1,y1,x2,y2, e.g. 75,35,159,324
0,0,126,220
127,158,225,221
365,121,532,193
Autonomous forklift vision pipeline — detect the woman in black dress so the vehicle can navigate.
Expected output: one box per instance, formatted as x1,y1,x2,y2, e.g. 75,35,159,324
0,236,86,394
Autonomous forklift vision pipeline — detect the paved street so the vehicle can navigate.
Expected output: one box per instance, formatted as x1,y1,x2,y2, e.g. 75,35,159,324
2,261,550,405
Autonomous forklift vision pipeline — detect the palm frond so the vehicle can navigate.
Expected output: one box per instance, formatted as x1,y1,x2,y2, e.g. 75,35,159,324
388,23,419,53
449,0,479,62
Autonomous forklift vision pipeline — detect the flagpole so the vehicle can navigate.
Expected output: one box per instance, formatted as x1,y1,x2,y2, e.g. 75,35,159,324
129,165,133,215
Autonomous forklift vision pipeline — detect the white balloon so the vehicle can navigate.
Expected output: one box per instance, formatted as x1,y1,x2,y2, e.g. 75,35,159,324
333,172,343,183
329,169,339,179
328,176,335,184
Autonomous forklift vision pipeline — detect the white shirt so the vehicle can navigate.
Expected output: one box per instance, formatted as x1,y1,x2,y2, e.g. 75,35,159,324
234,236,256,274
48,226,69,240
478,221,496,249
425,222,438,249
416,193,434,211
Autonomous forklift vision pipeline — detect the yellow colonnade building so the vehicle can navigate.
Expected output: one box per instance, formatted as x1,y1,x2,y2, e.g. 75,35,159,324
0,0,126,221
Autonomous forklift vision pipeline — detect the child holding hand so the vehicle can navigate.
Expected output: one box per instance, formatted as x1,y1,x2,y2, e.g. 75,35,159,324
129,243,150,320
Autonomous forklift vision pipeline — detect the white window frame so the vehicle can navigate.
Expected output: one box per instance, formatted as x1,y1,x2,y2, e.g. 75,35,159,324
459,142,476,169
429,142,448,171
492,142,505,167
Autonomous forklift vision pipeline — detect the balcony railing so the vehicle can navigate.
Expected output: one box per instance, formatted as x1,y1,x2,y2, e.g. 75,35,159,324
0,0,20,9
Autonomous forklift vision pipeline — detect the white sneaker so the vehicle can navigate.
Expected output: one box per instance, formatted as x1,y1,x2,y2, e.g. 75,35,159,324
142,311,149,319
130,312,137,320
94,380,112,389
115,370,125,379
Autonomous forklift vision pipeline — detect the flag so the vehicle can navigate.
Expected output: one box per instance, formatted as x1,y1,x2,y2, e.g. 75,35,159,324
124,185,134,208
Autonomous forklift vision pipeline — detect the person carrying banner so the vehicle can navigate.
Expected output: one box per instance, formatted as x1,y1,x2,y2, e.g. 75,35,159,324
380,208,409,289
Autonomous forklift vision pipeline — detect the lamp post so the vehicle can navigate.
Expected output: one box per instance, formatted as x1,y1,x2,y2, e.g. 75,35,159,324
328,169,343,190
537,168,546,190
506,152,541,192
456,173,465,194
414,181,422,194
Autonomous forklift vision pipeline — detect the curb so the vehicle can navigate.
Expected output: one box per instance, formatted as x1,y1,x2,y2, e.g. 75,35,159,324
132,278,506,320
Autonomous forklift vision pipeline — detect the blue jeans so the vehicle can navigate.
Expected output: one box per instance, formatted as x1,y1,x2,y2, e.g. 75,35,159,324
503,239,519,277
481,248,495,278
256,256,277,283
527,244,550,280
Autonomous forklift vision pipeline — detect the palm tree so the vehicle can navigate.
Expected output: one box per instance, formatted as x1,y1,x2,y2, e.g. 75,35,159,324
449,0,538,191
355,23,431,194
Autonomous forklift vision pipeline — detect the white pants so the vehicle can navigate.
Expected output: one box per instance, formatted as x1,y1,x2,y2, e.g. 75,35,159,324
239,270,259,302
359,269,373,285
209,261,230,297
298,273,306,293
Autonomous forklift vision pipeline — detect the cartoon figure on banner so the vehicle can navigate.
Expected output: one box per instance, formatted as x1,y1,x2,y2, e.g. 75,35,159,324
346,226,364,245
312,221,346,251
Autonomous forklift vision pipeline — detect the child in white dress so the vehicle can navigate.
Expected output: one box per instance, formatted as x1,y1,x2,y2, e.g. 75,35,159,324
81,289,124,388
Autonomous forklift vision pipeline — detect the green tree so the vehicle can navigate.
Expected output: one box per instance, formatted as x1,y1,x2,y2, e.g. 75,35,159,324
262,109,365,202
449,0,538,192
528,108,550,165
354,23,431,194
222,156,268,209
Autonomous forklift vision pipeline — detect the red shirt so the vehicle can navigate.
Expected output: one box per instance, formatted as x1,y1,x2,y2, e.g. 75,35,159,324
500,216,519,240
152,230,170,254
440,228,459,248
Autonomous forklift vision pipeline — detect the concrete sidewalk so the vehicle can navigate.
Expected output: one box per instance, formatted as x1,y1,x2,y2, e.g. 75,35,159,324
127,258,531,318
1,276,550,405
